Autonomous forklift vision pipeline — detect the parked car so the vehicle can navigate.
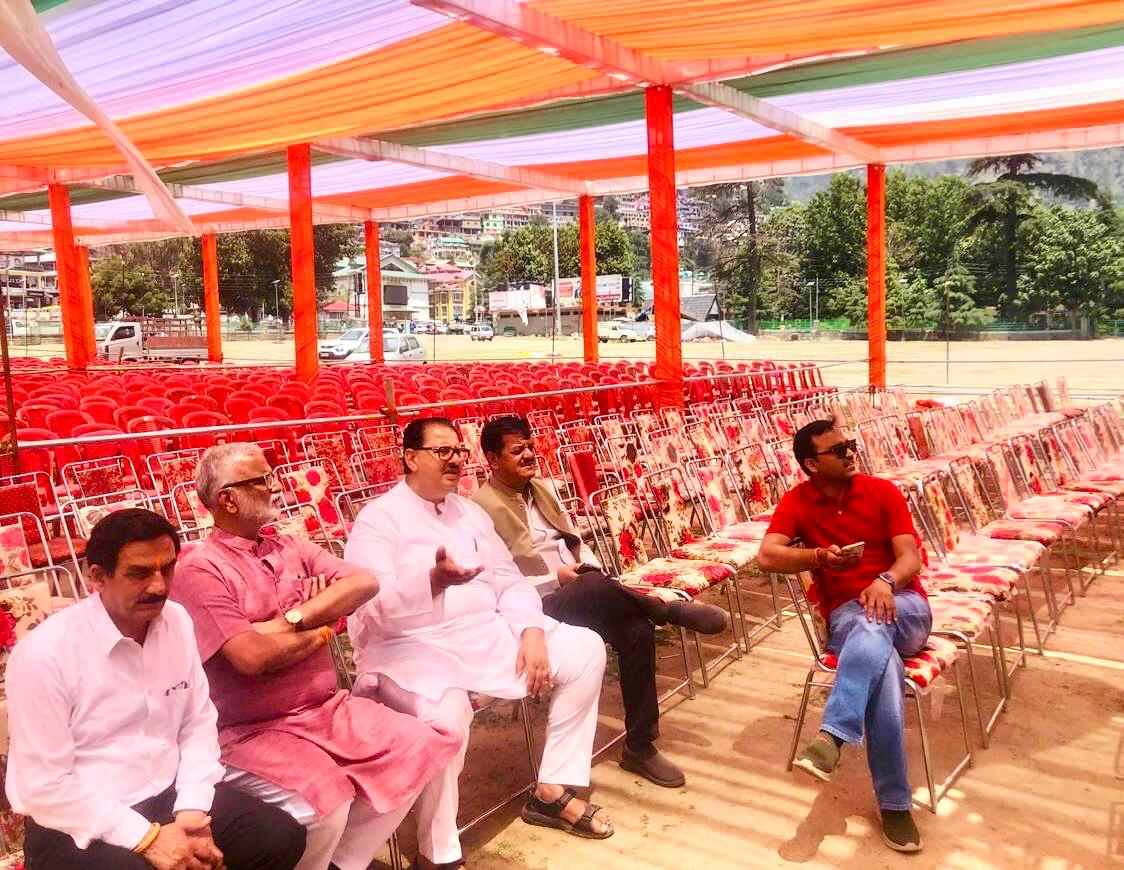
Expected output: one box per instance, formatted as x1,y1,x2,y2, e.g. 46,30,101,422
318,327,368,360
469,323,494,341
448,321,468,334
597,318,645,343
349,333,428,363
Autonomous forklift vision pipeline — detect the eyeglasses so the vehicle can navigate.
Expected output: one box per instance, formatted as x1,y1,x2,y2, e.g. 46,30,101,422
222,472,275,490
814,439,858,459
414,446,471,462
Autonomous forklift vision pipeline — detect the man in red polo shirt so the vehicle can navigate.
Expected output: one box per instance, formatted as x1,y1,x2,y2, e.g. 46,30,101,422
758,419,930,853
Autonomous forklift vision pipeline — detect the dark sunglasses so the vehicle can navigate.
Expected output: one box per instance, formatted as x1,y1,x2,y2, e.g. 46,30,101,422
414,446,471,462
222,471,275,490
815,439,858,459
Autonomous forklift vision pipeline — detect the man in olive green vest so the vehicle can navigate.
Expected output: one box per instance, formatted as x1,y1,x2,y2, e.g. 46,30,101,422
474,416,726,788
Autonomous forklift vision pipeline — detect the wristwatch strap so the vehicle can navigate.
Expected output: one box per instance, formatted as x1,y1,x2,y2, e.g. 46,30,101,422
877,572,896,589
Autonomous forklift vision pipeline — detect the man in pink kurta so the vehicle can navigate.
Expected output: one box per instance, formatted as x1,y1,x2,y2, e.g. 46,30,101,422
172,443,461,870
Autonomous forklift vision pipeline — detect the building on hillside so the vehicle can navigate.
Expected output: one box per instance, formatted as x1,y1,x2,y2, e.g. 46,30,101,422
331,252,431,324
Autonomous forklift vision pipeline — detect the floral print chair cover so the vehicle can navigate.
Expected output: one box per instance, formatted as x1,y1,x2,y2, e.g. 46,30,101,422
72,495,146,538
278,463,348,540
598,490,732,597
647,469,758,568
352,448,401,487
306,433,358,487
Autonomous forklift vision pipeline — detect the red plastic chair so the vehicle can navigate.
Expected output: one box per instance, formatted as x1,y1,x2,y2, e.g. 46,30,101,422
224,397,256,425
45,409,96,438
17,403,59,430
247,408,299,460
267,395,306,420
2,429,56,480
169,403,209,428
183,394,219,413
79,399,119,426
182,411,233,449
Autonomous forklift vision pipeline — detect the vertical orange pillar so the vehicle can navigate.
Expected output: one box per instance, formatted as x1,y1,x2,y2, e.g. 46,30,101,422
287,144,319,383
866,164,887,388
645,86,682,407
201,232,223,363
47,183,87,369
579,194,598,364
364,220,385,364
76,245,96,360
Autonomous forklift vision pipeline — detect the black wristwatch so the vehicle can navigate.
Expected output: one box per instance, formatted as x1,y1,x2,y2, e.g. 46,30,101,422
877,572,896,591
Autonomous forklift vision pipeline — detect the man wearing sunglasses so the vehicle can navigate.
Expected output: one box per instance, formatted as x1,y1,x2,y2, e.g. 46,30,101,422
345,418,615,866
757,420,929,853
171,443,461,870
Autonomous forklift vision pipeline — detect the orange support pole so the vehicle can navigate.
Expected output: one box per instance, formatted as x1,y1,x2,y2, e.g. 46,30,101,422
76,245,96,361
287,144,319,383
201,232,223,364
645,86,682,407
47,183,86,369
364,220,385,364
866,164,887,388
579,195,598,364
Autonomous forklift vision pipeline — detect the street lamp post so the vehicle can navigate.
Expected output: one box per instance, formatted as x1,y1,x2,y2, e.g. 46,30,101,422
272,279,281,320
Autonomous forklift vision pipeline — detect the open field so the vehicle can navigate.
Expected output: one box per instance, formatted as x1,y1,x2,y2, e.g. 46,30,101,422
16,335,1124,395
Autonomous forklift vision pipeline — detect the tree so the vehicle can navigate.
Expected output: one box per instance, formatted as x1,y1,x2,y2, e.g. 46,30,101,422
886,171,972,279
801,172,867,284
966,153,1111,312
91,255,172,318
479,218,635,289
1016,205,1124,334
934,260,992,330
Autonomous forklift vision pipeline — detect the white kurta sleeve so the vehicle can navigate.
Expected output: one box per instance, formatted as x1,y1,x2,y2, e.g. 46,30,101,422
170,610,224,816
345,503,436,621
5,645,151,850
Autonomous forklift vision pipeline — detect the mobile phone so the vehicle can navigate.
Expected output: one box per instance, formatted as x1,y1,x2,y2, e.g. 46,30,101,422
839,541,865,557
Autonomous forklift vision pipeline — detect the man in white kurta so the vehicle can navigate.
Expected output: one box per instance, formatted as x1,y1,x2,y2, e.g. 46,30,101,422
345,418,612,866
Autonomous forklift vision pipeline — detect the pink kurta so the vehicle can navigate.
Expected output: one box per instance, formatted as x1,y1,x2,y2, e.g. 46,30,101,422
172,528,459,818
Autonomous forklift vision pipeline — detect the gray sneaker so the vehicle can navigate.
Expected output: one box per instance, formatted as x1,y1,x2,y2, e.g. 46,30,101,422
793,732,840,782
881,810,922,853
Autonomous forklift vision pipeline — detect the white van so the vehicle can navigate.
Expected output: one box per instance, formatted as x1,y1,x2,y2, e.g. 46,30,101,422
95,321,208,362
597,318,645,343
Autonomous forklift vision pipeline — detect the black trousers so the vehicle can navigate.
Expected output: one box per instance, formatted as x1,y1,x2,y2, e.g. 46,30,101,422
24,783,306,870
541,570,660,750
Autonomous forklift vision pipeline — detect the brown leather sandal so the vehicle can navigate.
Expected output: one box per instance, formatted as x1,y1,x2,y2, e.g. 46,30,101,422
520,787,615,840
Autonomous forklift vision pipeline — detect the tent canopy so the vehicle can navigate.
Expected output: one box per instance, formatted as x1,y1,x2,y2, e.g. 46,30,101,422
1,1,1123,248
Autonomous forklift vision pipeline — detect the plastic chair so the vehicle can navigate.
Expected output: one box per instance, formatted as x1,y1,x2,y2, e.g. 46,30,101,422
137,397,175,417
182,411,233,450
169,403,210,428
45,409,95,438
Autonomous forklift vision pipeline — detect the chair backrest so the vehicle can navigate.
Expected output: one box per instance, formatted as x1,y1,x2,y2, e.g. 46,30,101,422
67,490,151,538
169,481,214,539
726,444,776,518
644,465,700,551
686,455,744,532
593,483,651,573
303,432,358,486
350,447,401,486
61,456,136,500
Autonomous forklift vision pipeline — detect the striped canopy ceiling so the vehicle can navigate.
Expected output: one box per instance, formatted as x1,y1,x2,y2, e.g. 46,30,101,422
1,0,1123,248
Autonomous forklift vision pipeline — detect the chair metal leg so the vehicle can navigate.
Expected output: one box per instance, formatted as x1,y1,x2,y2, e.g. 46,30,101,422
678,625,696,700
519,697,540,779
694,631,710,688
388,833,405,870
724,579,744,659
786,672,816,770
912,690,939,814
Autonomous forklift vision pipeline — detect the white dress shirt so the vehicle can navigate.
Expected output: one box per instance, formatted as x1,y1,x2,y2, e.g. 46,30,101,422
525,497,601,596
345,481,548,703
5,593,223,850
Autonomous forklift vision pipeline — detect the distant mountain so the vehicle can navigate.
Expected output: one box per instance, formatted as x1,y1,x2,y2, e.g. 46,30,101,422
781,145,1124,203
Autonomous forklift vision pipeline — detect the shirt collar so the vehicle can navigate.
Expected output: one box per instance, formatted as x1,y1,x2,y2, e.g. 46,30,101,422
401,479,455,517
808,474,859,504
211,527,265,552
488,474,532,501
86,591,164,655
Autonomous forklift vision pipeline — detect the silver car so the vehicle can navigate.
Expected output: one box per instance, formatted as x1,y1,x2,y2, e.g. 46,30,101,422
318,328,368,359
349,333,428,363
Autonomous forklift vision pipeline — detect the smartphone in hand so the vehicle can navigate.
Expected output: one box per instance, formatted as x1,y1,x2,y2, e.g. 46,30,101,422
838,541,865,559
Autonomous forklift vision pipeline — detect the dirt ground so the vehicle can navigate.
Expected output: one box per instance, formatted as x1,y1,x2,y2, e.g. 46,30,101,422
383,561,1124,870
16,335,1124,395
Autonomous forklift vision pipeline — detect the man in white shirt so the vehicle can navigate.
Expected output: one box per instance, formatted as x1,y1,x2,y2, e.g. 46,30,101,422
4,508,306,870
345,418,615,867
473,415,727,789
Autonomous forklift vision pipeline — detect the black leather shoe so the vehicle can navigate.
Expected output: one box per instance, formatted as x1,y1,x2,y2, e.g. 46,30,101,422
620,745,686,788
665,600,728,635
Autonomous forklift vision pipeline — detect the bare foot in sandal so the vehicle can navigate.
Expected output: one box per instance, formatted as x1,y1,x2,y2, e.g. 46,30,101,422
531,784,613,837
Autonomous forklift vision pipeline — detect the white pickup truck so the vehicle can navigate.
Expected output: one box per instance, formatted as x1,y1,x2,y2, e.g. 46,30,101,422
95,321,209,362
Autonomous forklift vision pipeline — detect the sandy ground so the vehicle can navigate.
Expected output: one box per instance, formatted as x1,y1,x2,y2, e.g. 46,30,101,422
383,560,1124,870
15,335,1124,395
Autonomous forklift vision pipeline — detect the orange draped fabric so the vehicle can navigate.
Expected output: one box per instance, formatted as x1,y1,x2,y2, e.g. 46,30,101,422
47,183,87,370
579,194,598,364
532,0,1124,61
866,164,887,389
646,86,683,408
364,220,385,364
287,144,319,384
76,245,96,361
201,232,223,364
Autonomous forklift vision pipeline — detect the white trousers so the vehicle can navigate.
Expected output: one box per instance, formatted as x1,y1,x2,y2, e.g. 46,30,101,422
356,620,607,864
223,767,417,870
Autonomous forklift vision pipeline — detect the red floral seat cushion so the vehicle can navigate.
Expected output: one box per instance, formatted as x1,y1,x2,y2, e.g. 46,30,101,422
1007,497,1090,526
944,534,1044,571
670,536,759,568
979,520,1064,546
919,563,1019,600
714,521,771,543
928,593,993,637
820,635,957,689
620,557,734,596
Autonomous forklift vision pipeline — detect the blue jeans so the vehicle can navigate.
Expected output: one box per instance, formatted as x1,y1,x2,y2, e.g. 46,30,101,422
820,589,933,811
